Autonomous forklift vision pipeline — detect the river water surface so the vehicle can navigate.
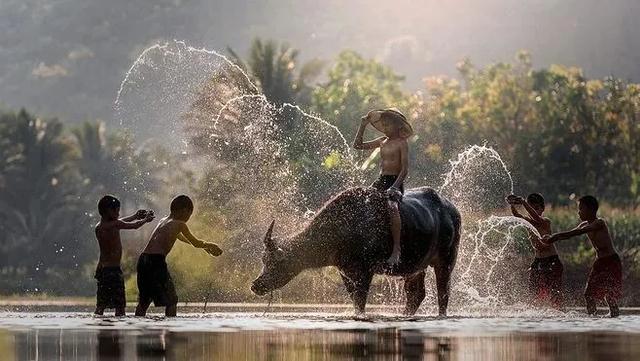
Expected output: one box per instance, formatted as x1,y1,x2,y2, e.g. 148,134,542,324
0,308,639,360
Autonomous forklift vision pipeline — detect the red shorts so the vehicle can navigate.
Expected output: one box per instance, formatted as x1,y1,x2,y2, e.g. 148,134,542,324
529,255,563,308
585,254,622,301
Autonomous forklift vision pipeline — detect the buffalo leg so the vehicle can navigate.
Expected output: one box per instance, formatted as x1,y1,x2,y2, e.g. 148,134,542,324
434,263,453,317
403,271,426,315
341,270,373,315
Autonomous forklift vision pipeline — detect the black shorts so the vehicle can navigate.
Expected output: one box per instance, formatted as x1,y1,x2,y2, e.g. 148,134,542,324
137,253,178,307
95,266,126,309
528,255,563,307
372,175,404,202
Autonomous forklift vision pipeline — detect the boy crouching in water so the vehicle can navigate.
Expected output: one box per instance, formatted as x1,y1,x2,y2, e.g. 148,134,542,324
542,195,622,317
94,195,155,316
507,193,563,308
353,108,411,265
135,195,222,317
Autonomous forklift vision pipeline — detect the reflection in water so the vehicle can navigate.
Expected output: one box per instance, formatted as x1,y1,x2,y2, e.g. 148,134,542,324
1,327,640,361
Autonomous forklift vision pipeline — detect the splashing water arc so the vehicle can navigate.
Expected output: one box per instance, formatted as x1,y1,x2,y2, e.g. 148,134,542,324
114,40,544,313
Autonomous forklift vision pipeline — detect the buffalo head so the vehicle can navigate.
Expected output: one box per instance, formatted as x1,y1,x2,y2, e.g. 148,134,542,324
251,220,301,296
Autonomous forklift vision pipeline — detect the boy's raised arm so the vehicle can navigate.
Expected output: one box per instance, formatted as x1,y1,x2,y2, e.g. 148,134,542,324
507,196,533,223
520,200,545,225
353,117,385,150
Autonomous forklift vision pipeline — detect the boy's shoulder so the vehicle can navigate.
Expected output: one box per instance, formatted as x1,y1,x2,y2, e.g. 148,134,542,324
96,219,116,230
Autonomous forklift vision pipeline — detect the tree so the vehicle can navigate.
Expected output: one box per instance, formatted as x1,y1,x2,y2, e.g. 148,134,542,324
311,50,410,140
227,38,323,107
0,109,90,293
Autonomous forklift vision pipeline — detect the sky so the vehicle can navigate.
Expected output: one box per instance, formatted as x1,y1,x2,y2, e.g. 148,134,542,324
1,0,638,123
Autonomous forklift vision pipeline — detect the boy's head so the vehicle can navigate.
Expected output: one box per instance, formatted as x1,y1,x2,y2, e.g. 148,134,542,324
578,195,599,221
526,193,545,214
98,195,120,220
170,195,194,221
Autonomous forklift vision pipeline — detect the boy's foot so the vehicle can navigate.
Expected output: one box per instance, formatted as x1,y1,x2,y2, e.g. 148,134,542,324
609,305,620,318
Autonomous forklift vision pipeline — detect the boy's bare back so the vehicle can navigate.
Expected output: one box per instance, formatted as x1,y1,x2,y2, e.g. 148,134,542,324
95,221,123,267
579,218,617,258
143,217,187,255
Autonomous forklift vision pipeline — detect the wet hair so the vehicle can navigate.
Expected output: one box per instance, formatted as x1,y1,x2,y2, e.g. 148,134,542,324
98,195,120,217
170,195,194,214
526,193,545,210
579,195,599,212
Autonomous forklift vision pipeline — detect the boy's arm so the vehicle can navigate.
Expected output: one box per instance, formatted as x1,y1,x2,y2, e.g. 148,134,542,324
520,200,545,225
120,209,147,222
113,217,153,230
178,224,222,256
353,118,385,150
390,141,409,190
544,220,604,243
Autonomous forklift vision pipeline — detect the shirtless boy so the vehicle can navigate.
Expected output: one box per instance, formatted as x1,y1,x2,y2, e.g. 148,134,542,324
135,195,222,317
542,195,622,317
507,193,563,308
353,108,410,265
94,195,155,316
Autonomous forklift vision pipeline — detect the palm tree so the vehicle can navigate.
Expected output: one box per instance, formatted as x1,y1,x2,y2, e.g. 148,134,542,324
0,109,87,289
227,38,324,106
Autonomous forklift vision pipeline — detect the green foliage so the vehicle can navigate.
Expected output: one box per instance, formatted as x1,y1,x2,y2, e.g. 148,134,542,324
311,50,411,140
416,52,640,205
227,38,323,107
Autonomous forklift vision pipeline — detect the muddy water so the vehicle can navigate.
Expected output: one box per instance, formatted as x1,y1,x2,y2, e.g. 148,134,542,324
0,311,639,360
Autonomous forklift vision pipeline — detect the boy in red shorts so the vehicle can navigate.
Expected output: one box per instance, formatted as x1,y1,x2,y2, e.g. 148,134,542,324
542,195,622,317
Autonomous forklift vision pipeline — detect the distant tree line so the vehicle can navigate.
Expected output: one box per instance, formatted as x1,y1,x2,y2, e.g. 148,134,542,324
1,39,639,305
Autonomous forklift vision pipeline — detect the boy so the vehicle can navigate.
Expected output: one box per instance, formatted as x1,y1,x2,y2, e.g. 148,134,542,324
94,195,155,316
135,195,223,317
542,195,622,317
353,108,411,265
507,193,563,308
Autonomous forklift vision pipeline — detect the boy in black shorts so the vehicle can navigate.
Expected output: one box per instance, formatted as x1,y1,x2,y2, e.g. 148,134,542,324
354,108,411,265
135,195,222,317
94,195,155,316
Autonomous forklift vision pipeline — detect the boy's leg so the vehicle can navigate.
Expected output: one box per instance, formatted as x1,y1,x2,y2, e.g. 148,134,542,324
606,297,620,318
165,304,177,317
135,300,151,317
115,307,126,317
94,306,105,316
387,201,401,264
585,295,597,315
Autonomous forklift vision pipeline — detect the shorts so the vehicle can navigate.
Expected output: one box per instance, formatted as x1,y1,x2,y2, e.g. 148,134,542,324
372,175,404,202
585,253,622,302
95,266,126,309
528,255,563,308
137,253,178,307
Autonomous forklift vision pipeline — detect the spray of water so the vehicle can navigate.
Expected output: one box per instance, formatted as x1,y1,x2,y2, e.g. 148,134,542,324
115,40,542,313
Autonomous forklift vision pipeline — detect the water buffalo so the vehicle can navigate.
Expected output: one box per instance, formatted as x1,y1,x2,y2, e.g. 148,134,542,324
251,186,461,316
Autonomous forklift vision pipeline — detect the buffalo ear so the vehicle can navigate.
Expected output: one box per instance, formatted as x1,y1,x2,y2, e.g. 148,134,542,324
263,220,276,250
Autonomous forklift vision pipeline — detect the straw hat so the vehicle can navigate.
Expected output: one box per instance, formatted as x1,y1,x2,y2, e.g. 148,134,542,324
368,108,413,138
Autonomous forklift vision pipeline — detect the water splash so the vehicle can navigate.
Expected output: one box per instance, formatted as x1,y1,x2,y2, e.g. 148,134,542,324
439,144,514,213
114,40,543,313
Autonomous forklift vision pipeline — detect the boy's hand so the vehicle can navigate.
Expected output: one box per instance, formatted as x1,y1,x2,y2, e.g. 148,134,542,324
135,209,148,219
204,243,223,257
386,187,403,202
506,195,523,205
541,234,556,244
144,210,155,222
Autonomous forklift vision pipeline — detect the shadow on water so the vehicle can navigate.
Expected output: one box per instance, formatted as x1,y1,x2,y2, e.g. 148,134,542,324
2,326,640,361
